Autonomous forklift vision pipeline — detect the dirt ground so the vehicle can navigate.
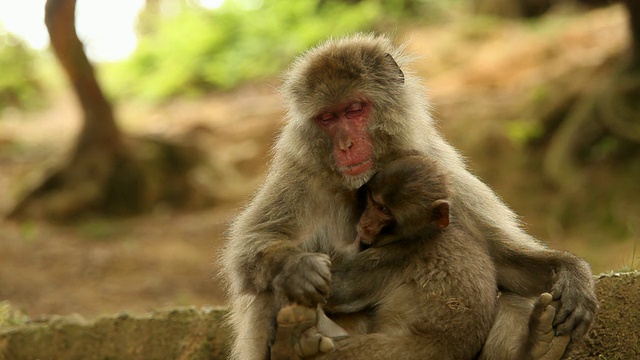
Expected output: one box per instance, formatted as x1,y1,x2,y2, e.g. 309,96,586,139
0,5,638,320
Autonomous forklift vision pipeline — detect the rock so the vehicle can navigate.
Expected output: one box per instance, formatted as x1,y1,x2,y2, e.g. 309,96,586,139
0,306,230,360
1,272,638,359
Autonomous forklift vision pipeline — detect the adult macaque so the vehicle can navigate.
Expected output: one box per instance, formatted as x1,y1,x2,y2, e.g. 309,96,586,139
221,34,597,360
271,155,570,360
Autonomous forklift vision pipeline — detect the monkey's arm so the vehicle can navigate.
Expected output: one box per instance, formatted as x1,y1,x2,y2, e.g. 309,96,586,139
222,173,331,307
324,248,404,313
441,156,597,343
492,245,597,341
325,263,385,313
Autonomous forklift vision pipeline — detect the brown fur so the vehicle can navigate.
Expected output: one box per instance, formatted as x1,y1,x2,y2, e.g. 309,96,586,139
320,155,498,359
220,34,597,360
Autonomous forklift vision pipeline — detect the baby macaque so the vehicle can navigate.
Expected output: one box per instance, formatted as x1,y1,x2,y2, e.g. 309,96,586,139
272,155,570,360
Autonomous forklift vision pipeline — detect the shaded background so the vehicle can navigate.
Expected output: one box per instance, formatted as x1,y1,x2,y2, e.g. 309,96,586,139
0,0,638,321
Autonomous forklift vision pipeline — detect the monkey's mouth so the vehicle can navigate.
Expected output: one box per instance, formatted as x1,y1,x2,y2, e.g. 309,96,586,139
341,159,373,176
358,241,372,252
356,231,377,252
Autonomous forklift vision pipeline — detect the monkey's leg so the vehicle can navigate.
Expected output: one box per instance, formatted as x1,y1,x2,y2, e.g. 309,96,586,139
228,293,276,360
271,304,336,360
480,293,570,360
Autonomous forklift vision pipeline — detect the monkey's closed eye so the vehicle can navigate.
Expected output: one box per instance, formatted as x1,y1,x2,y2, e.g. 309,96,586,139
345,102,365,118
317,112,337,126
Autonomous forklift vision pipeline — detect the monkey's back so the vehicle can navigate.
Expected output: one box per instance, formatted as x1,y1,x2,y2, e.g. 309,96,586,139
370,228,498,358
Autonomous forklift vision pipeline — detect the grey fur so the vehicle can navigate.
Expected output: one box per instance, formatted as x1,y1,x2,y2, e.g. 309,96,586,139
220,34,597,360
317,155,497,359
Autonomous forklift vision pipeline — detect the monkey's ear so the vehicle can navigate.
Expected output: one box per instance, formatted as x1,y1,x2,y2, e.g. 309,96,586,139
430,200,450,229
384,53,404,84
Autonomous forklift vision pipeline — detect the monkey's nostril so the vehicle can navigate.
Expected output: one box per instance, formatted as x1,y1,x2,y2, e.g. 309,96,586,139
340,140,353,151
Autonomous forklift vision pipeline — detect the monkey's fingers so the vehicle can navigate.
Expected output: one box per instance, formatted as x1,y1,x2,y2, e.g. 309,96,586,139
287,279,329,307
549,280,573,326
287,253,331,306
314,254,332,276
551,306,574,332
555,305,593,340
550,275,566,301
568,316,593,343
307,271,331,296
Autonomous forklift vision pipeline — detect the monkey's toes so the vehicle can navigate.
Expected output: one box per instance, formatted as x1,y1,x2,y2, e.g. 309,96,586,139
533,333,571,360
538,293,552,307
536,294,556,330
272,305,321,360
530,293,571,360
277,304,317,327
294,332,336,357
319,336,336,353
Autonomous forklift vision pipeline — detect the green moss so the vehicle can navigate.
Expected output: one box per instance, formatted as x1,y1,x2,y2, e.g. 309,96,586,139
0,302,27,328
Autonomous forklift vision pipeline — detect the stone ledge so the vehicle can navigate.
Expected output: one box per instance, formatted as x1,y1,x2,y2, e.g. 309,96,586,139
1,272,638,359
0,306,231,359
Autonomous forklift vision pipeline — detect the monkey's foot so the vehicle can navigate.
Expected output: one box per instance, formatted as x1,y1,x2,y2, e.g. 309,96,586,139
271,304,335,360
530,293,571,360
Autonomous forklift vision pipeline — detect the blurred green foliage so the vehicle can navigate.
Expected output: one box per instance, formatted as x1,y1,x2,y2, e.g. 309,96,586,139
506,118,543,146
78,218,128,241
104,0,434,101
0,30,44,113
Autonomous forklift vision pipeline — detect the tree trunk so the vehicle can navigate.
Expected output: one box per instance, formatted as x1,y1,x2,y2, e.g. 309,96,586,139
8,0,214,219
8,0,128,218
45,0,122,157
623,0,640,71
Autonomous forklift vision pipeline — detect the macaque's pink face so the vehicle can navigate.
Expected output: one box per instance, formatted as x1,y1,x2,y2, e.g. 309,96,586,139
314,99,374,177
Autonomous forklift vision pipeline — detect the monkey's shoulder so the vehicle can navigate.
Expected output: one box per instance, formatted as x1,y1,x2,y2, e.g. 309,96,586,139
399,230,495,287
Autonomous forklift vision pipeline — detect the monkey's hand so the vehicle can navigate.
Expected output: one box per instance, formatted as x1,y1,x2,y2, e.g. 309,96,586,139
550,262,598,343
274,252,331,307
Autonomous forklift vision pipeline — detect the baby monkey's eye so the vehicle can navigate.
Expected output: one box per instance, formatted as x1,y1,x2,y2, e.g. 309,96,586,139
379,205,391,215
